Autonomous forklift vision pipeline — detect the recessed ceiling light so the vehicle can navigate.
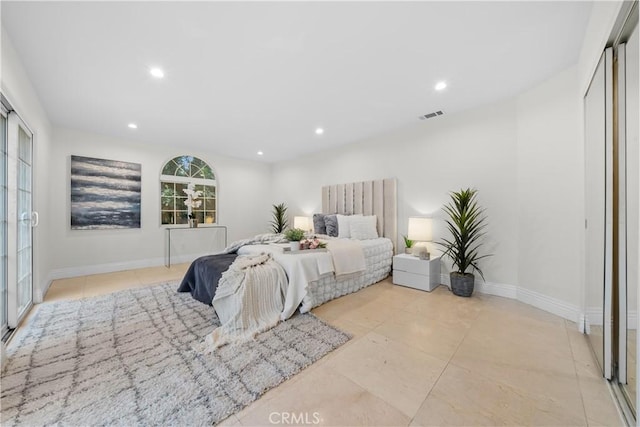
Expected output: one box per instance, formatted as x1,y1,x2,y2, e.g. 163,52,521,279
128,123,138,129
150,67,165,78
315,128,324,135
435,81,447,91
257,151,264,156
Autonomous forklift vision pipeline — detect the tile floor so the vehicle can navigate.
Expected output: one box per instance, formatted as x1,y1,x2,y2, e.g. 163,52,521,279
26,266,625,426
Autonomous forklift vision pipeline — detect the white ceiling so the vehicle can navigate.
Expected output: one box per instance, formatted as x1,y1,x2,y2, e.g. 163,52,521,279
2,1,592,163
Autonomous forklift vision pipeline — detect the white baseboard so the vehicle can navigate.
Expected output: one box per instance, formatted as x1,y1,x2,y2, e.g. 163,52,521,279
517,287,581,325
578,313,587,333
478,281,518,299
48,254,203,280
39,253,206,302
49,257,164,281
440,273,517,299
440,273,581,326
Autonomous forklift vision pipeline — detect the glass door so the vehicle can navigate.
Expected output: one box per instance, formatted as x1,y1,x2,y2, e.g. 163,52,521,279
584,48,615,379
16,120,33,321
7,111,35,328
0,106,7,338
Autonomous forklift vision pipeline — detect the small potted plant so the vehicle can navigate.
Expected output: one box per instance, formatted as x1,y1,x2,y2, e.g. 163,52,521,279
437,188,491,297
403,235,414,254
285,228,305,251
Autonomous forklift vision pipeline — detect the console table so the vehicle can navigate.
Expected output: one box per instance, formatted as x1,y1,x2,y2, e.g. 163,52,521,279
165,225,228,268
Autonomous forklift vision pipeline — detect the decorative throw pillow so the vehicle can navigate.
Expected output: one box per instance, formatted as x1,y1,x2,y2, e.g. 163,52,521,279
324,214,339,237
313,213,327,235
350,215,379,240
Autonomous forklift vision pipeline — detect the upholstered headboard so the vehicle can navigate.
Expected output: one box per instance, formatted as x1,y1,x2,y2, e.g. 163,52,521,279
321,178,397,252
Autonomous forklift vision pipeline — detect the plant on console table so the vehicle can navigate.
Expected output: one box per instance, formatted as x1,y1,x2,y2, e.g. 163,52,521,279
284,228,305,251
183,183,203,228
437,188,491,297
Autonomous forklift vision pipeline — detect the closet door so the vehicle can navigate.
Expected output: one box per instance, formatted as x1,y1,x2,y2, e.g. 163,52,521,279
618,17,639,411
584,48,614,379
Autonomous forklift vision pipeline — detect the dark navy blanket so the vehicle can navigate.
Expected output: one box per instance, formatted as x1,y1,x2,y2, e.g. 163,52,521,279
177,253,238,305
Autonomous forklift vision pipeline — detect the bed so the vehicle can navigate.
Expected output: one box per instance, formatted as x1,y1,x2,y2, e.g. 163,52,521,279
237,236,394,319
179,177,397,325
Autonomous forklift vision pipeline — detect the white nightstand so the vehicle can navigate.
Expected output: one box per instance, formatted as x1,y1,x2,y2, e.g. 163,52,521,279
392,254,441,292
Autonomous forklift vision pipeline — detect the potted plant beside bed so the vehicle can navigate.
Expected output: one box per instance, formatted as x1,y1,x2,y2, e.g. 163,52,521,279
285,228,305,251
437,188,491,297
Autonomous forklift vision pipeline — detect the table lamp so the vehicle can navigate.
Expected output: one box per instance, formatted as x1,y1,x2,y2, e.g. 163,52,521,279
408,217,432,260
293,216,312,234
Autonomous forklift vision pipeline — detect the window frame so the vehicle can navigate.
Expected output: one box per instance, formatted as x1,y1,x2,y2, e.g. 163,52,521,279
159,156,217,227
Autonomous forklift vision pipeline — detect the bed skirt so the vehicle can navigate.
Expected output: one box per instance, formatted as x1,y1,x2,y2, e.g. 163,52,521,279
300,238,392,312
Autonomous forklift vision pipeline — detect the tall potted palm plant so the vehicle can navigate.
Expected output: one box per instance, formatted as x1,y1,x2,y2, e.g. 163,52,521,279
437,188,491,297
270,203,289,233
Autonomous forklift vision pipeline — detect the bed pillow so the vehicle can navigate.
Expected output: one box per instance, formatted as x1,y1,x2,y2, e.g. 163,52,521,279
336,214,350,238
324,214,339,237
313,213,327,235
336,214,363,239
350,215,379,240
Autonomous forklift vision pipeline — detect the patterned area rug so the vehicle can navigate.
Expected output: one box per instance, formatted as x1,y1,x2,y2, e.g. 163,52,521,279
1,282,350,426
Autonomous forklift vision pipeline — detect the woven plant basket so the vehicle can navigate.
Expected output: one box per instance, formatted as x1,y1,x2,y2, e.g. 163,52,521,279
450,272,475,297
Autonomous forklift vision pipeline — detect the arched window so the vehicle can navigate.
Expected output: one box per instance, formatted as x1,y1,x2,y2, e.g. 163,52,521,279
160,156,216,225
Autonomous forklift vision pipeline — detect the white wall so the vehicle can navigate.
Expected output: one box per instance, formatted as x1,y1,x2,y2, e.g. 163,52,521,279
273,98,520,287
48,128,273,279
1,29,53,302
273,65,583,315
516,65,582,306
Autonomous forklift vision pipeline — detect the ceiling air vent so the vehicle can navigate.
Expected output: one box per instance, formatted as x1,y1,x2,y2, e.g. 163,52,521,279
418,111,444,120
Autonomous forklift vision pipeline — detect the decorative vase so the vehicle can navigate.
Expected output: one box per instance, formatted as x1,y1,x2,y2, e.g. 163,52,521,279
189,218,198,228
290,241,301,251
405,247,412,254
450,272,474,297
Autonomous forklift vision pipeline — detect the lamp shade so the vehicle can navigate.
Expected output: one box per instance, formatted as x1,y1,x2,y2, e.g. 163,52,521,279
408,217,432,241
293,216,311,231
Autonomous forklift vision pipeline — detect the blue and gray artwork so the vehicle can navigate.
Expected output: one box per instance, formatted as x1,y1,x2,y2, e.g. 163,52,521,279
71,155,141,229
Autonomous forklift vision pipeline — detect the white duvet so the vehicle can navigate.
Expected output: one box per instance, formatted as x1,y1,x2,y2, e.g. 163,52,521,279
237,236,388,320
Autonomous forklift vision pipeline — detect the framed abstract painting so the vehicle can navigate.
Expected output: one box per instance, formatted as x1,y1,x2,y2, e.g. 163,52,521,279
70,155,141,229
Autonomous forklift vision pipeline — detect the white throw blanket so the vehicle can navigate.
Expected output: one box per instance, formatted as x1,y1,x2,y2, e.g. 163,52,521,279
326,239,366,277
204,253,288,350
236,244,335,320
223,233,288,254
